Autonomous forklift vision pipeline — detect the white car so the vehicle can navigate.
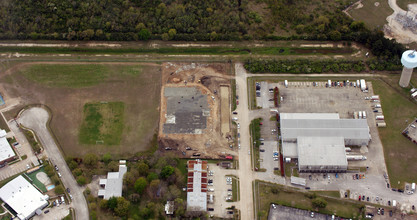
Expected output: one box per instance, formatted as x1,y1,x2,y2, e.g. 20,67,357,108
58,172,62,178
208,182,213,186
248,150,251,155
208,188,214,192
237,123,240,128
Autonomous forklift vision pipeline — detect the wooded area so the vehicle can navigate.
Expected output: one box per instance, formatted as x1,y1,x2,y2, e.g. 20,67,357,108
0,0,379,42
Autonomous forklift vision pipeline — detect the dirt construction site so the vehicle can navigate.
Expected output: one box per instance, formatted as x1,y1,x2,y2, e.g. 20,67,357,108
158,62,236,159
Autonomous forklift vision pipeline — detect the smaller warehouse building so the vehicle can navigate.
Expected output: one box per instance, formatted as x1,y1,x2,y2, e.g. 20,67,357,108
0,175,49,220
98,160,127,199
280,113,370,173
0,129,16,165
186,159,207,211
297,137,348,172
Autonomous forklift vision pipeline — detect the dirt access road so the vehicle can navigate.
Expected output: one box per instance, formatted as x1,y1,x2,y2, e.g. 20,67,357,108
17,107,88,220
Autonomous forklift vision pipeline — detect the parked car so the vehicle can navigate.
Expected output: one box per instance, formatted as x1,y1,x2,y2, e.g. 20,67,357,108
66,188,70,193
44,210,50,214
58,172,62,178
260,149,265,152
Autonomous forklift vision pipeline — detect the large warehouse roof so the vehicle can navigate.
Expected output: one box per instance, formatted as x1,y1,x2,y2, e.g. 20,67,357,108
0,175,48,220
0,129,15,163
280,118,370,141
297,136,348,168
280,113,340,120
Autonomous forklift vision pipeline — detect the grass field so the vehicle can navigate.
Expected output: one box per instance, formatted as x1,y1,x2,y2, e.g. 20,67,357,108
79,102,125,145
348,0,393,29
21,64,142,88
372,79,417,188
2,63,161,157
256,181,364,219
0,114,9,132
312,191,341,199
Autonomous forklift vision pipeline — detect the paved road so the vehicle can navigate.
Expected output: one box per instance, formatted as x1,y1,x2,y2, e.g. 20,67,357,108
235,63,256,220
17,107,88,220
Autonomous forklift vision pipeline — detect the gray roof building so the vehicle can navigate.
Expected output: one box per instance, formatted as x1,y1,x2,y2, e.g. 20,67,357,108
280,113,370,172
297,136,348,172
98,160,127,199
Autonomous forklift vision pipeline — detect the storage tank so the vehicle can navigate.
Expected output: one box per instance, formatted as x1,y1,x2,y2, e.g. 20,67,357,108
399,50,417,87
376,115,385,120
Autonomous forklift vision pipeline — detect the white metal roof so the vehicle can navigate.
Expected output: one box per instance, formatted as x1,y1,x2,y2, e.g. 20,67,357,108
0,175,48,220
280,113,340,120
187,162,207,211
290,176,306,186
99,164,127,199
280,118,370,141
0,129,15,163
297,136,348,168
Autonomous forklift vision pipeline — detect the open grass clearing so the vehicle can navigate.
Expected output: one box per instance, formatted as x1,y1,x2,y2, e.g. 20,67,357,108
79,102,125,145
0,114,9,132
20,64,142,88
255,181,364,219
2,63,161,157
348,0,393,29
312,191,341,199
372,78,417,188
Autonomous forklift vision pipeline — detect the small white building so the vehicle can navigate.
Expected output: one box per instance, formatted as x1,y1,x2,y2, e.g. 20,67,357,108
98,160,127,199
0,175,48,220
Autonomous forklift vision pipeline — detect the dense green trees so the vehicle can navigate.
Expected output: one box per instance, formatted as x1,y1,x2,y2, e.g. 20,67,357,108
244,59,365,73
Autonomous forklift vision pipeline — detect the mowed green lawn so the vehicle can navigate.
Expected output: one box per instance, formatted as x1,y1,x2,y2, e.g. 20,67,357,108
20,64,142,88
373,80,417,188
256,181,363,219
79,102,125,145
348,0,393,29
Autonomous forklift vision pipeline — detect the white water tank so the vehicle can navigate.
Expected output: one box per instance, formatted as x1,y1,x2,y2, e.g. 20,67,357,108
400,50,417,87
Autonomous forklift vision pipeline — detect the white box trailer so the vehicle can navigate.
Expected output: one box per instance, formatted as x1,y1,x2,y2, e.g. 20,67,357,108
360,79,366,91
284,80,288,88
376,122,386,127
371,95,380,100
347,155,367,161
374,104,381,108
376,115,385,120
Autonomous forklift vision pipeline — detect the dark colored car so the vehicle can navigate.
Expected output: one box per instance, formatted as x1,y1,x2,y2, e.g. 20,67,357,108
208,208,214,211
66,188,70,193
305,187,311,190
260,149,265,152
367,197,369,201
389,210,393,217
356,174,359,179
44,210,50,214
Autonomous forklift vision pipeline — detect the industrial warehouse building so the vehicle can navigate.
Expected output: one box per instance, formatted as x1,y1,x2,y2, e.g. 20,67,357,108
0,129,16,165
0,175,49,220
186,160,208,211
280,113,371,172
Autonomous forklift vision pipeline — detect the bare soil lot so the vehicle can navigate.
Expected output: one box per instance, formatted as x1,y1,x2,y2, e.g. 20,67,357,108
158,63,235,159
0,62,161,157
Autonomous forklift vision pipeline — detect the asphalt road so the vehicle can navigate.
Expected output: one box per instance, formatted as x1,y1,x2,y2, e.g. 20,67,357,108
17,107,88,220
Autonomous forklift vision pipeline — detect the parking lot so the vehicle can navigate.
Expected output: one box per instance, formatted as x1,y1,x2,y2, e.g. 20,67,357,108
259,141,279,172
206,164,239,218
33,204,70,220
